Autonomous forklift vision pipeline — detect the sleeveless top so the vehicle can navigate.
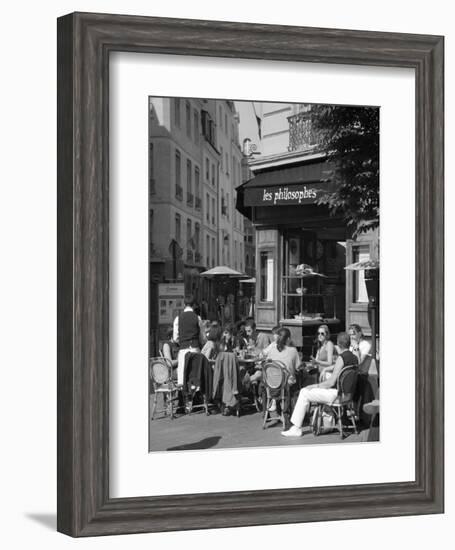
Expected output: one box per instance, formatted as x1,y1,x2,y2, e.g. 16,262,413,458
340,350,359,368
316,341,333,363
160,340,179,360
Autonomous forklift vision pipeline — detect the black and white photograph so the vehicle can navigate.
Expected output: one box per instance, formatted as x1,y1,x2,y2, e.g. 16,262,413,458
148,97,380,452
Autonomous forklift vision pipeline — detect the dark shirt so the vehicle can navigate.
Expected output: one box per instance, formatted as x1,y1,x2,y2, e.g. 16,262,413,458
340,350,359,368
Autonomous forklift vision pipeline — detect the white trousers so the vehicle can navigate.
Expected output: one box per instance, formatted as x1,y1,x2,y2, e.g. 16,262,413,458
177,347,200,386
290,387,338,428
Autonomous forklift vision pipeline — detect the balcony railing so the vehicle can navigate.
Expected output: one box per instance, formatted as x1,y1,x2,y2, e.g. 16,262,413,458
195,196,201,210
187,192,194,206
288,111,318,152
175,184,183,200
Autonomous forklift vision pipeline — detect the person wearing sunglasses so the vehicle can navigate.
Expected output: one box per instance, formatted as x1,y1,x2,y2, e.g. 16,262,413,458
312,324,335,379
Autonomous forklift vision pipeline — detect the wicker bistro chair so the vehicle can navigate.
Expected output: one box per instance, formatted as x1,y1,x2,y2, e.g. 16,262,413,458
311,365,359,439
261,360,289,429
149,357,183,420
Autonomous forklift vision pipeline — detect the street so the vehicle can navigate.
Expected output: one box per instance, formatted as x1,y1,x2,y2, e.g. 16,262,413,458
149,396,376,452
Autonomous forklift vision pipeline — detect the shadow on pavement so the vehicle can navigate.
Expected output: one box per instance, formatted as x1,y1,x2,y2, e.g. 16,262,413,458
167,436,222,451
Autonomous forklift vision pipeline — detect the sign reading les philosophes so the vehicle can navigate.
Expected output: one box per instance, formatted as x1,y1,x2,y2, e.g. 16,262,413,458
244,182,335,207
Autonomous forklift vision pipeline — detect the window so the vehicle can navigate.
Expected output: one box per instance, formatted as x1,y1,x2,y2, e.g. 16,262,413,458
353,244,370,303
187,218,192,245
281,230,336,320
193,109,199,143
195,167,200,209
186,159,193,205
260,251,274,302
226,152,229,175
185,101,191,137
206,235,210,267
206,193,210,223
175,150,182,200
205,158,210,181
226,192,230,220
175,213,181,242
211,237,216,267
225,113,228,134
211,163,216,187
234,241,238,269
219,105,223,129
211,197,215,225
221,189,226,216
174,98,180,127
195,222,200,252
220,146,223,171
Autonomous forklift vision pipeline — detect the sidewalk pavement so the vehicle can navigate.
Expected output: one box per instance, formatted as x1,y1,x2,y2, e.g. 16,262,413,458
149,399,376,452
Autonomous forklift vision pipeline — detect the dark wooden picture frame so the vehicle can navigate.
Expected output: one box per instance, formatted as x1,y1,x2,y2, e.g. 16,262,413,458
57,12,444,537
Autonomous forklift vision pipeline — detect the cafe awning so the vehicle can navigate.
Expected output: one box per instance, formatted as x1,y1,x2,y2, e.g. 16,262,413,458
236,160,335,219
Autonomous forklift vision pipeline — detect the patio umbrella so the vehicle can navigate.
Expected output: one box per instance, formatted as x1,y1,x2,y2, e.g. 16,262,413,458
200,266,247,278
344,259,379,271
295,263,327,277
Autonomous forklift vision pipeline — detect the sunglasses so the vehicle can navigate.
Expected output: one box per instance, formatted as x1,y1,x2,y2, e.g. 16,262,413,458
317,331,326,336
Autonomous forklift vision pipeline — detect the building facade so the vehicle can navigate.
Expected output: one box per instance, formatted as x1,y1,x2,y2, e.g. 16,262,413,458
148,97,248,345
236,102,379,352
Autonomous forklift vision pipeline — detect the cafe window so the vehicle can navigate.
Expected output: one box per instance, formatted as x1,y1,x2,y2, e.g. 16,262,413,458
282,230,337,320
260,251,274,302
353,244,370,303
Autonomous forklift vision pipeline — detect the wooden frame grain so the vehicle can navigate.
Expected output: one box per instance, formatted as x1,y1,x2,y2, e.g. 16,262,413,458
57,12,444,536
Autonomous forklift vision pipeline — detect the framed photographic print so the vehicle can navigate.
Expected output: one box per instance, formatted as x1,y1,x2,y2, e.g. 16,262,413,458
57,12,444,536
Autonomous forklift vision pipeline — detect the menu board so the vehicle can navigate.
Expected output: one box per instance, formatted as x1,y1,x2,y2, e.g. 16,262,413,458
158,283,185,325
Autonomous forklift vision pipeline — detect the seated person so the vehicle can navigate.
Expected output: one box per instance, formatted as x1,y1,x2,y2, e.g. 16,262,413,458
235,319,247,349
201,327,222,361
247,325,281,386
281,332,358,437
219,323,237,353
348,323,372,367
261,327,299,414
262,325,280,355
160,327,180,379
312,324,335,380
201,319,212,340
243,320,271,352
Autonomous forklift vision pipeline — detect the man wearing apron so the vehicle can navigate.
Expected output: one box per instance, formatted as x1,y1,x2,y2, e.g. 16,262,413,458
173,295,205,386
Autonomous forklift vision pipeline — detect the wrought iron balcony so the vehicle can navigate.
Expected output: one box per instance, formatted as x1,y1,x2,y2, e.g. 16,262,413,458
288,111,318,152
